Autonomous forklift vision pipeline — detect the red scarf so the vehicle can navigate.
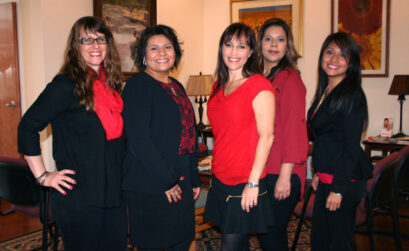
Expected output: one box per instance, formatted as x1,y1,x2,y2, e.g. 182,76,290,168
92,68,123,140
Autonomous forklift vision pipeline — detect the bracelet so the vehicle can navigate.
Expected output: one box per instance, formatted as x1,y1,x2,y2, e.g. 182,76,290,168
35,171,49,186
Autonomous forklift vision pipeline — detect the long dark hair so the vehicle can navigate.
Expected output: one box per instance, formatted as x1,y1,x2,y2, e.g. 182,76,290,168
257,18,299,78
312,32,368,128
213,23,260,95
134,24,182,72
60,16,122,111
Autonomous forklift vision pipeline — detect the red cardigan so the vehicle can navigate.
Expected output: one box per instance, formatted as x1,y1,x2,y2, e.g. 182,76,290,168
265,67,309,197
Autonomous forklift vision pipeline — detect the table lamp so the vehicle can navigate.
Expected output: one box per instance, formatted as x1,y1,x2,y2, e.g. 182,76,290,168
185,72,213,130
388,75,409,138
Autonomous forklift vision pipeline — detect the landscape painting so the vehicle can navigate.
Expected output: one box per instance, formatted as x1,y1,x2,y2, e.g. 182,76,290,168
94,0,156,75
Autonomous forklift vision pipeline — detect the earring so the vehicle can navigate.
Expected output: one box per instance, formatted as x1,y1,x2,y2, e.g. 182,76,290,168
143,60,147,66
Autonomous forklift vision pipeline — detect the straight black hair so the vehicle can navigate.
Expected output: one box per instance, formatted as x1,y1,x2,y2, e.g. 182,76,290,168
312,32,368,129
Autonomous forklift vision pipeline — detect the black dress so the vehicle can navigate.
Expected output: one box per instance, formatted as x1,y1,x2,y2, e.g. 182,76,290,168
122,72,200,248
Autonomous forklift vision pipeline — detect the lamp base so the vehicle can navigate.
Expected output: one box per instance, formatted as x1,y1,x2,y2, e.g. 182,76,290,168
391,132,408,138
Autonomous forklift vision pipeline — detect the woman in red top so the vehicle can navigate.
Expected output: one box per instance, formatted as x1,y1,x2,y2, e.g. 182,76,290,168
204,23,275,251
256,18,309,251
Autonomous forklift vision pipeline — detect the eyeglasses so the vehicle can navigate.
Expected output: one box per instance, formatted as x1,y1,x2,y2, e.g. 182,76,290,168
79,36,108,45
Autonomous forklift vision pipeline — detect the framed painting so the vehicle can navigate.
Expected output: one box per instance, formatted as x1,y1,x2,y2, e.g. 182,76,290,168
94,0,156,78
331,0,390,77
230,0,303,56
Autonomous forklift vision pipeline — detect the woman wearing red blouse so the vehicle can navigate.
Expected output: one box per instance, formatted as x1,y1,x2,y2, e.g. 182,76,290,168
256,19,309,251
204,23,275,251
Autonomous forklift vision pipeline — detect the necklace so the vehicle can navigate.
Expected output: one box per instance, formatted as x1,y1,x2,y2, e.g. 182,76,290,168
313,86,330,115
170,86,177,96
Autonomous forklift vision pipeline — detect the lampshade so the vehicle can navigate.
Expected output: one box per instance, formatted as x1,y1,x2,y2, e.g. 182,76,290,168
185,73,213,96
388,75,409,95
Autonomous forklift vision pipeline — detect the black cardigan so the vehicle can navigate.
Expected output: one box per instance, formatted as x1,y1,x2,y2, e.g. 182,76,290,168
307,84,372,194
121,72,200,194
18,74,124,207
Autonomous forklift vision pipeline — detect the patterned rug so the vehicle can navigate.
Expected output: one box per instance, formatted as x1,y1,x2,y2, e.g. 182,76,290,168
0,231,64,251
0,214,311,251
195,214,311,251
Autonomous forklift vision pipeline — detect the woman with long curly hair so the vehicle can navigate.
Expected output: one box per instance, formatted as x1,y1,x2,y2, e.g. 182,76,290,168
18,16,127,251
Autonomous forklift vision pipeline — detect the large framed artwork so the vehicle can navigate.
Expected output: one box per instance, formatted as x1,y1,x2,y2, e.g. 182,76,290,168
94,0,156,78
231,0,303,56
331,0,390,77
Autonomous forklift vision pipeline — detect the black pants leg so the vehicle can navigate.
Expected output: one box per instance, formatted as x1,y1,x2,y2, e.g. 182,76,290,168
138,238,192,251
51,195,128,251
220,233,250,251
258,174,301,251
311,180,366,251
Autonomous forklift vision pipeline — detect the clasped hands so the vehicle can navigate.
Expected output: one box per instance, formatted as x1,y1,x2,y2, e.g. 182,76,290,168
165,183,200,204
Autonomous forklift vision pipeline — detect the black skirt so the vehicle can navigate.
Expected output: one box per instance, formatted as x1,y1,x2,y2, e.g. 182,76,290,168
125,154,195,249
204,175,274,234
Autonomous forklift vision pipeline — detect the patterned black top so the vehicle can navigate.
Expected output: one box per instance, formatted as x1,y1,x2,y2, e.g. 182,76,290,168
157,80,196,154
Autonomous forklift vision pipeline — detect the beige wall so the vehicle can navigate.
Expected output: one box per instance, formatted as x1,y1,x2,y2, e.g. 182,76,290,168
5,0,409,166
199,0,409,138
1,0,93,169
157,0,205,82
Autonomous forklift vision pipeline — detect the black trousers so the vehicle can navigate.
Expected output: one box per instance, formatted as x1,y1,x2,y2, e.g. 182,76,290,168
258,174,301,251
137,237,192,251
311,180,366,251
51,195,128,251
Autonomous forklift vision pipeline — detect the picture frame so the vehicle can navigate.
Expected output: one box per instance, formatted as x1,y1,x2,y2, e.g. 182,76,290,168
331,0,390,77
230,0,303,56
94,0,157,79
380,117,394,138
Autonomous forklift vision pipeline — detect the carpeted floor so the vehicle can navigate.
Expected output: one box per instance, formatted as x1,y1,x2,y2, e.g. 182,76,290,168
0,214,311,251
194,214,311,251
0,230,63,251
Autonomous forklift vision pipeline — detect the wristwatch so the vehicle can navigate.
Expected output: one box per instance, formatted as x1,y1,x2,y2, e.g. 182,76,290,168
247,182,259,188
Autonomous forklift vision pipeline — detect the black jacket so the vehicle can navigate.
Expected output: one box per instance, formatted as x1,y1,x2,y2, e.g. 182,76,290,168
121,72,200,194
307,83,372,194
18,74,124,207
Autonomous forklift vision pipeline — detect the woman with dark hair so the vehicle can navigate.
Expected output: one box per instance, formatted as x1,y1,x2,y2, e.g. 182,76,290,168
204,23,275,251
255,18,308,251
17,16,127,250
307,32,372,250
122,24,200,250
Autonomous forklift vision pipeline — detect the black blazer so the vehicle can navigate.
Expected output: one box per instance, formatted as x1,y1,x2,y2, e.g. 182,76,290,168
307,84,372,194
121,72,200,194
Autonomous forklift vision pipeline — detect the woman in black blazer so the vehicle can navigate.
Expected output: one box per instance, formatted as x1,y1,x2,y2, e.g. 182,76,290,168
122,25,201,251
307,32,372,250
